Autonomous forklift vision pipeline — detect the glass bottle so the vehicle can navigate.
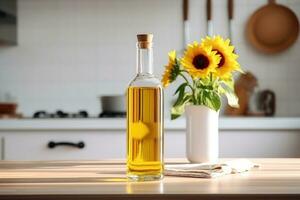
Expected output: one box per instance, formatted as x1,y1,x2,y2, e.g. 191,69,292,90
126,34,164,181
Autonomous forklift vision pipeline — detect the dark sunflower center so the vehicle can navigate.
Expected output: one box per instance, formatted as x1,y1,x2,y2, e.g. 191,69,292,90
192,54,209,70
213,49,225,68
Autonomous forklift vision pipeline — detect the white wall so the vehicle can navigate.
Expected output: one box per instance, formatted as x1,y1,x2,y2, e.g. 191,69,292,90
0,0,300,117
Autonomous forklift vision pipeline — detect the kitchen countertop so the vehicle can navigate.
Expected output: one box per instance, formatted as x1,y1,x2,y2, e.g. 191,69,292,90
0,117,300,131
0,158,300,199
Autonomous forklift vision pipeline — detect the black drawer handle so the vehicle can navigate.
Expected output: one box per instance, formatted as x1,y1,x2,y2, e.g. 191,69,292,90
48,141,85,149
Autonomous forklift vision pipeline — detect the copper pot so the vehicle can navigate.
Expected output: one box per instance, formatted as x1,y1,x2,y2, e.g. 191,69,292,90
246,0,299,54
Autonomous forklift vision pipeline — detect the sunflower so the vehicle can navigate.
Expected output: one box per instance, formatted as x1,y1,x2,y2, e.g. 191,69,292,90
161,50,180,87
180,41,220,79
201,36,241,78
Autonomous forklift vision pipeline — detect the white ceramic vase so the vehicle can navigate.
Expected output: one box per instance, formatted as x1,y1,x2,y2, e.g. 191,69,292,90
185,105,219,163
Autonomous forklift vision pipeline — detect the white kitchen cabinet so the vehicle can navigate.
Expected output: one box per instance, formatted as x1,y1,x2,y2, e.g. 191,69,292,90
220,130,300,158
0,129,184,160
2,129,300,160
165,130,300,158
3,131,126,160
0,118,300,160
1,130,185,160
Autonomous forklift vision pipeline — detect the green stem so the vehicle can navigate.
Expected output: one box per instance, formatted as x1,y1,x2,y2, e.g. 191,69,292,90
179,73,196,104
179,73,192,89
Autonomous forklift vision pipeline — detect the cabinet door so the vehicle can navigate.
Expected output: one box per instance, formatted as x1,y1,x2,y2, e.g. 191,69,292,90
165,130,300,158
5,131,126,160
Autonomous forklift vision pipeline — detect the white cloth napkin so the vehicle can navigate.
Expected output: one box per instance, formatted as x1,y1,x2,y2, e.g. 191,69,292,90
165,159,259,178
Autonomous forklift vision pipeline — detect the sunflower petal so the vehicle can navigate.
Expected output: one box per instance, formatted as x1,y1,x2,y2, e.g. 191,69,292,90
200,35,242,79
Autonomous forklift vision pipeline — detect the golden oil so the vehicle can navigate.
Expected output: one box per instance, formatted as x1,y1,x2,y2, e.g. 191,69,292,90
127,87,163,181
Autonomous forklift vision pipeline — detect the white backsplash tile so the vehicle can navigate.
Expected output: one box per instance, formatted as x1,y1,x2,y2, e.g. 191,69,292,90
0,0,299,117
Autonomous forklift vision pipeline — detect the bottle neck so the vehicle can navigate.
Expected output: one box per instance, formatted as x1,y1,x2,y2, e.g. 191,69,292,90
136,44,153,75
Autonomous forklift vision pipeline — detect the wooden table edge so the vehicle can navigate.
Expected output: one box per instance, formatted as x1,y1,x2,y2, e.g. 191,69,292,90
0,194,300,200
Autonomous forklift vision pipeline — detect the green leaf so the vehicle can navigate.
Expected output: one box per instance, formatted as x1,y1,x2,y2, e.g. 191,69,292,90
219,78,239,108
173,82,188,106
174,82,187,95
208,91,222,111
200,76,210,85
171,106,183,120
196,90,203,105
221,85,239,108
171,94,192,120
225,90,239,108
196,90,221,111
218,85,226,94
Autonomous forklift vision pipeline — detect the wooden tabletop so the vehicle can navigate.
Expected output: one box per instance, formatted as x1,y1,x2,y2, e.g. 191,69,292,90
0,159,300,200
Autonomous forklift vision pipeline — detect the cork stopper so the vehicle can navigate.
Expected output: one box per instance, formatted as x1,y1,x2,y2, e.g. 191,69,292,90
137,34,153,49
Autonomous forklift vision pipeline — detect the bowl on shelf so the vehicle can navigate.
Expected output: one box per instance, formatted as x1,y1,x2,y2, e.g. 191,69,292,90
100,95,126,113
